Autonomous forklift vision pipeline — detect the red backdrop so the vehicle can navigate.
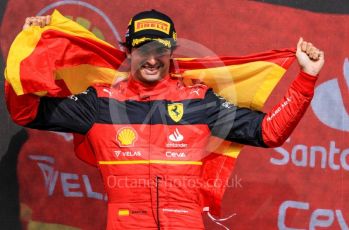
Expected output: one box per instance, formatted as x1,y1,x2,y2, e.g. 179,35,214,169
1,1,349,229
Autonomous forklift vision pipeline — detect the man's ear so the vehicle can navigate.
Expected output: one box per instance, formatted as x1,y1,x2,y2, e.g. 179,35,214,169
170,46,177,57
126,49,131,59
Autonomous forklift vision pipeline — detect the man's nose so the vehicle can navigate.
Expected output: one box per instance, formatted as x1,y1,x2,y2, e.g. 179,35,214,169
145,55,158,65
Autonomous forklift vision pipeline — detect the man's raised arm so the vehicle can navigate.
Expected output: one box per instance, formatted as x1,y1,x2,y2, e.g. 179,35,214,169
6,16,97,134
205,38,324,147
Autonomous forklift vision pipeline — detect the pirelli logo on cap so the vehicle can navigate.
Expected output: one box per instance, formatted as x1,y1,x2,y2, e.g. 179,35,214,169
134,18,170,34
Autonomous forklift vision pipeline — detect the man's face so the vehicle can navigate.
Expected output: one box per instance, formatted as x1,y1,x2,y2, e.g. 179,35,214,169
129,42,172,84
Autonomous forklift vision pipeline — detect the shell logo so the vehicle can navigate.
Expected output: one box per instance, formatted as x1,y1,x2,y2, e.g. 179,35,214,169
116,127,138,147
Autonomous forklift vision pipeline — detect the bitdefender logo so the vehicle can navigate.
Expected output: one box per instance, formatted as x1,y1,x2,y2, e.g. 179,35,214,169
311,58,349,132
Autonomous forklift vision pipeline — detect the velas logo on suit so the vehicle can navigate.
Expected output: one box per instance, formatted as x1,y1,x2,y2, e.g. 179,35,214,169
311,58,349,132
116,127,138,147
168,103,184,122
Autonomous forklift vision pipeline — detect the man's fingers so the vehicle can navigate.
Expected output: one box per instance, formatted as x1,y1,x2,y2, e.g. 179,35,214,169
313,49,319,58
297,37,303,50
308,46,317,60
45,15,51,25
311,53,319,61
38,17,43,27
296,38,324,75
38,16,43,27
23,17,32,29
306,42,313,52
306,46,313,55
298,38,322,61
31,18,39,26
25,17,31,24
23,15,50,30
309,46,321,61
314,49,321,60
38,16,45,27
301,41,307,52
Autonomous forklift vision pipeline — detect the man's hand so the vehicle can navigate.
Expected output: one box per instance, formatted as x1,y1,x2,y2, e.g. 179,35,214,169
296,37,325,76
23,15,51,30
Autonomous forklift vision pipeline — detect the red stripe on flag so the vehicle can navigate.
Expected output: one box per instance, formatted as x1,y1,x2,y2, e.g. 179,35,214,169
173,49,295,72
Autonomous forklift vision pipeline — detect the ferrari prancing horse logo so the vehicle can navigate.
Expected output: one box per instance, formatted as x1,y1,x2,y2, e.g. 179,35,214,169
167,103,184,122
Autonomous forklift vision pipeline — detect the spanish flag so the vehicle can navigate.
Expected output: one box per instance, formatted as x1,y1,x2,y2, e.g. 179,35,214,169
5,10,295,216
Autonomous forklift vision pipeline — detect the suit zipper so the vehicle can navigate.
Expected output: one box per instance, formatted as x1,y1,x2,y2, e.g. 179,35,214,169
156,175,161,230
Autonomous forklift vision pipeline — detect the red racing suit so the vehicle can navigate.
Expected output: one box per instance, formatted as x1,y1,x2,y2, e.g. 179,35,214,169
6,71,317,229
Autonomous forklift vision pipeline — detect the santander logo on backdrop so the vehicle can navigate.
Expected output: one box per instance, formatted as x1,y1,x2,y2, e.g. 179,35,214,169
311,58,349,132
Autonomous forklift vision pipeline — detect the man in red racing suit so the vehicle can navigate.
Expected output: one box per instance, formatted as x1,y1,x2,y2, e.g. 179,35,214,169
6,10,324,229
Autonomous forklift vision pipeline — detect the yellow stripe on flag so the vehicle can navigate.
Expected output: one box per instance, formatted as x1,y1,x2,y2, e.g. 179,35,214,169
5,10,115,95
180,61,285,110
206,137,244,158
5,27,45,94
56,65,128,94
48,10,114,48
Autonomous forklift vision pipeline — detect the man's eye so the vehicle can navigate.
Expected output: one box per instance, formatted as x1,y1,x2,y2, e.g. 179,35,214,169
135,46,170,57
139,50,148,55
137,48,150,56
156,48,170,55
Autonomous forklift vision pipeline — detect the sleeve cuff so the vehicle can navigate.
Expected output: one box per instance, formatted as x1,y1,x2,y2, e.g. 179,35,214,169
292,71,318,96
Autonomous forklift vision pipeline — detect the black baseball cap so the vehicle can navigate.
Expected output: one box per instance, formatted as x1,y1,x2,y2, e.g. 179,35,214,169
122,9,177,50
